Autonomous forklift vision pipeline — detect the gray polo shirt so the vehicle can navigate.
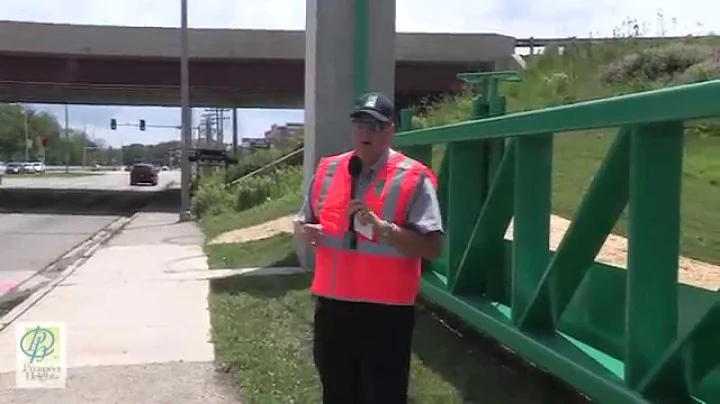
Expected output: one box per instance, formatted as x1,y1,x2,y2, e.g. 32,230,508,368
296,149,443,235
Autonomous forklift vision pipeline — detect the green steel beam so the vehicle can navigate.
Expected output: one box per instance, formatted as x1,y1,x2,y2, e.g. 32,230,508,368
512,133,553,326
445,96,492,283
450,142,515,299
638,301,720,401
398,109,433,165
625,121,685,389
421,274,652,404
518,129,631,330
393,80,720,147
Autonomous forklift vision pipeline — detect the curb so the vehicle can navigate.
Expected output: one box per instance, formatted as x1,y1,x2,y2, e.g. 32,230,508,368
0,211,140,332
203,266,310,280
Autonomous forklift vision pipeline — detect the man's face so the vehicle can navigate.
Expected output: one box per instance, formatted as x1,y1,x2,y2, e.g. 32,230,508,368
351,115,394,163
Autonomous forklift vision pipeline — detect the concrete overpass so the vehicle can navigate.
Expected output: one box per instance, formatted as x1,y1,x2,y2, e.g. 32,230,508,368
0,20,515,108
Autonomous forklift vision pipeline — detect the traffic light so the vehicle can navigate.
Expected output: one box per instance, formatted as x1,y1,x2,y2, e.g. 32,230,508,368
110,118,117,130
139,119,146,131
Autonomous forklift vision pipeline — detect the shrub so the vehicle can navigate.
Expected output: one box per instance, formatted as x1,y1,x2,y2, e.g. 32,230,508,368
225,142,303,183
673,58,720,84
601,44,720,85
192,178,235,216
234,165,304,212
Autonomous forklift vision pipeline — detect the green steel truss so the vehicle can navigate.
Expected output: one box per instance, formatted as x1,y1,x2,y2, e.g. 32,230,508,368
394,73,720,404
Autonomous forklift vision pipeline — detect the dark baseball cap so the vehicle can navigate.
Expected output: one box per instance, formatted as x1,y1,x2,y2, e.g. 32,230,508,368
350,92,395,123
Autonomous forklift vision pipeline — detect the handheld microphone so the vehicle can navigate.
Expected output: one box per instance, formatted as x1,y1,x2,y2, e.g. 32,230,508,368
347,155,362,249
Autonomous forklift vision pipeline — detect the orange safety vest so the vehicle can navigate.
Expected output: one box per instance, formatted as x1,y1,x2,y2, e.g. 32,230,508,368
310,150,437,306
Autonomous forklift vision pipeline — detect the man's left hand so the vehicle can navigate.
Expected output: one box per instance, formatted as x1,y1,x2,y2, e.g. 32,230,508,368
349,199,383,229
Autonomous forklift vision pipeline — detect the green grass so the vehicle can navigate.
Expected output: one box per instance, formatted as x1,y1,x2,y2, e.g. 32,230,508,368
550,131,720,265
201,191,302,239
205,233,299,269
210,271,587,404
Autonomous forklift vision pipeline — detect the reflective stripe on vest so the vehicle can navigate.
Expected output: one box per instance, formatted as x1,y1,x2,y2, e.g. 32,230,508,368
309,151,434,306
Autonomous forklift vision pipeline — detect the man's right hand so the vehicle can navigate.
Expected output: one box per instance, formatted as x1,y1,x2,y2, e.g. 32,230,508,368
300,223,324,247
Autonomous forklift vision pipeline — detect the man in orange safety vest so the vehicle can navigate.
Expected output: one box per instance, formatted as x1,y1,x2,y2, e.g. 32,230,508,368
294,91,444,404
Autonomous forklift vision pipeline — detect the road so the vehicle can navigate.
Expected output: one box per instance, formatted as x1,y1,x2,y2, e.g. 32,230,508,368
0,213,119,293
1,170,181,190
0,170,181,296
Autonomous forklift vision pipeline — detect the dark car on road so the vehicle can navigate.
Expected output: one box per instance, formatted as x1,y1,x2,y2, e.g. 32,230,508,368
129,163,159,186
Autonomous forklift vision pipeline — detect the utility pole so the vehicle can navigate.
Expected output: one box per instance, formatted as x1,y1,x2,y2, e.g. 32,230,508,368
179,0,192,222
219,109,225,147
120,133,124,166
201,108,230,150
64,104,70,174
23,109,29,162
232,108,238,155
202,114,213,146
82,121,87,167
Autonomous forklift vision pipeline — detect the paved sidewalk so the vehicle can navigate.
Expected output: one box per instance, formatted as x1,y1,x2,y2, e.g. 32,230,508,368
0,211,239,403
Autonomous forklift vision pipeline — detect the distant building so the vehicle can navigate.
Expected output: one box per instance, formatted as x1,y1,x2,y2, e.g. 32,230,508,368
264,122,303,145
241,138,271,149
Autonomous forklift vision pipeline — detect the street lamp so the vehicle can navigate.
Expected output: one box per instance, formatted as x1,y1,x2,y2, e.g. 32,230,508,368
179,0,192,221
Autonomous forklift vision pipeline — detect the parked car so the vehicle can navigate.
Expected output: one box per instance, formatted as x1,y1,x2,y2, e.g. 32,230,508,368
129,163,159,186
32,162,45,174
5,162,22,174
22,162,36,174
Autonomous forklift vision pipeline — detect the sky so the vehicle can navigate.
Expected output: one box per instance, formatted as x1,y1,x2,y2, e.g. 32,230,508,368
0,0,717,148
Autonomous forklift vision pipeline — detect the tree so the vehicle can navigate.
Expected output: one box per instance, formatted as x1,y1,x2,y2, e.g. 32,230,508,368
0,103,187,166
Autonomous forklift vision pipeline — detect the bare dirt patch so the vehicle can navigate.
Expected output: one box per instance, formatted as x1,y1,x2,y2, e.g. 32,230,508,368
505,216,719,291
207,215,294,246
209,214,719,291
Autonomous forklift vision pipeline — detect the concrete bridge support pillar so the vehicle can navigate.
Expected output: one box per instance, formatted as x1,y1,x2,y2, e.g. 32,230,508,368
302,0,396,190
298,0,395,269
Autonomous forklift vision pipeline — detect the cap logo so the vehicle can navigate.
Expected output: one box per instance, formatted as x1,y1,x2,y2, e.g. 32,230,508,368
364,94,378,108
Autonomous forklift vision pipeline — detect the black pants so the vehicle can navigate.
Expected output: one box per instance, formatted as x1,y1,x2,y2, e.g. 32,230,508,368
313,296,415,404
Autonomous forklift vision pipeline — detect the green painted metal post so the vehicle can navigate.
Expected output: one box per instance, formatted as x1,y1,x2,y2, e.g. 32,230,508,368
398,108,432,165
638,301,720,400
486,77,507,184
625,121,684,389
512,133,553,325
449,71,519,297
445,96,488,284
450,142,515,297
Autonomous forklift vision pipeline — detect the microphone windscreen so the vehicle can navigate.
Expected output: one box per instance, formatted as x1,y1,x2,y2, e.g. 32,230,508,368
348,155,362,179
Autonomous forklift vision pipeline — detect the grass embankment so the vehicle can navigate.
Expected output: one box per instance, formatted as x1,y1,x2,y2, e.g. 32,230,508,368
413,37,720,265
200,35,720,403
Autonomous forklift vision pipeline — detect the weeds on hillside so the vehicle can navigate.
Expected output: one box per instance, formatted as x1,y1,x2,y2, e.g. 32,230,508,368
191,135,304,218
403,20,720,265
193,165,302,217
